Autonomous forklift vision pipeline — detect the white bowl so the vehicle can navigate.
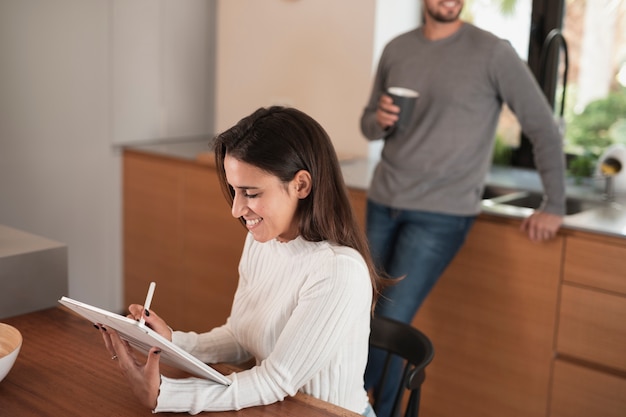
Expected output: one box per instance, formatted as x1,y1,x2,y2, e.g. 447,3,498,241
0,323,22,383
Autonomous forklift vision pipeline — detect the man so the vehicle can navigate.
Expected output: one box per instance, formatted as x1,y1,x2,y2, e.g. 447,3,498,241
360,1,565,415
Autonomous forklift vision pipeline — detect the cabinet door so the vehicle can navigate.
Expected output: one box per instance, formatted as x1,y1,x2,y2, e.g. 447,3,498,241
550,359,626,417
180,163,246,332
124,151,184,320
347,189,367,230
557,284,626,373
563,236,626,296
124,151,246,332
413,217,563,417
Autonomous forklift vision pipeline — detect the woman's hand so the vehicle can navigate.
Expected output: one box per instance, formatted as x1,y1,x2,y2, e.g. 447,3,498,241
100,327,162,410
127,304,172,341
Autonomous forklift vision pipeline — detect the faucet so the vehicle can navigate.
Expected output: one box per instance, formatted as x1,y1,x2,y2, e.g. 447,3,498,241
600,157,622,201
511,29,569,168
539,29,569,136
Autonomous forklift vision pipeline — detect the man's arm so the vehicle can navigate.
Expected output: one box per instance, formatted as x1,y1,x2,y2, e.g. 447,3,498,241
491,40,566,240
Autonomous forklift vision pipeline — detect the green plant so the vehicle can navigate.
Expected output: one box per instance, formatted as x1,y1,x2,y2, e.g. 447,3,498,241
492,133,513,165
567,151,598,184
566,87,626,154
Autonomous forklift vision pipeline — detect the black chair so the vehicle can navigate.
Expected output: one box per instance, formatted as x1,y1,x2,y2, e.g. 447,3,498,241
369,316,434,417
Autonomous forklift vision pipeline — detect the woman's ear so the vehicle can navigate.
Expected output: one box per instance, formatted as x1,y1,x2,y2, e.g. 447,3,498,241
293,170,312,198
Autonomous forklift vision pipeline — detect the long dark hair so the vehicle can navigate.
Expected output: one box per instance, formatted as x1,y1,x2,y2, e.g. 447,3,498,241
213,106,384,309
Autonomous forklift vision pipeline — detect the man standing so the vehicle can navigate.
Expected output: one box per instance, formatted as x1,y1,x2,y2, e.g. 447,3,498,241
360,1,565,415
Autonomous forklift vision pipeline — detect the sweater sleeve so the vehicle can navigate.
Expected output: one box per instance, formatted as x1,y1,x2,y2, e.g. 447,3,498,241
360,45,390,141
154,251,372,414
490,40,566,215
171,320,252,365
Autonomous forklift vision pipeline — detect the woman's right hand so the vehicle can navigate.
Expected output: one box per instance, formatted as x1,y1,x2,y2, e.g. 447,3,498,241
128,304,172,341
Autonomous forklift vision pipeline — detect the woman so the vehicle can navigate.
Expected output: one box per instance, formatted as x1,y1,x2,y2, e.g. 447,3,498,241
101,106,383,416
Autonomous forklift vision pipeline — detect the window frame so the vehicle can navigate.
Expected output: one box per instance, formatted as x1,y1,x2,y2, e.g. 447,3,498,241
511,0,566,168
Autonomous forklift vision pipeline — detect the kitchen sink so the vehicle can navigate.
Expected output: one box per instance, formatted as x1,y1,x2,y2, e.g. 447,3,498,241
483,189,605,216
481,185,518,200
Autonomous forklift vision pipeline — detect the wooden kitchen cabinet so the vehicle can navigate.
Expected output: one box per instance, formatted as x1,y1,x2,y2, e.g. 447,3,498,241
551,232,626,417
347,188,367,227
123,150,246,332
563,235,626,296
348,189,626,417
123,154,626,415
123,151,369,334
413,216,562,417
557,283,626,372
549,359,626,417
348,189,563,417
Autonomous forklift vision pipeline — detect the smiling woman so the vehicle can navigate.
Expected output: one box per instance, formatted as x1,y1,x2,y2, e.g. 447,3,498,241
213,107,379,252
102,106,387,416
223,155,310,243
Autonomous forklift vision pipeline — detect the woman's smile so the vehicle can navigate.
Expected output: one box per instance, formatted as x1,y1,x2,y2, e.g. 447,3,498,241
225,155,302,243
245,217,263,228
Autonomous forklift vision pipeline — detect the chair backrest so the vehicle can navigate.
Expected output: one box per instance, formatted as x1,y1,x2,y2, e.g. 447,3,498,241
369,316,434,417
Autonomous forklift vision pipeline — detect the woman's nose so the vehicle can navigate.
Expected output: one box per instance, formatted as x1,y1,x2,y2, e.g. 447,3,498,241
231,193,246,218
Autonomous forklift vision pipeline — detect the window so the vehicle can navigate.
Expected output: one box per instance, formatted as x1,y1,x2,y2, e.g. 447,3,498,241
559,0,626,179
470,0,626,178
462,0,534,165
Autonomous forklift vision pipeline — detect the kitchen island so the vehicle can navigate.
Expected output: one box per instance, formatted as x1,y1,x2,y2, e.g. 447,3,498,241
0,225,68,319
121,138,626,417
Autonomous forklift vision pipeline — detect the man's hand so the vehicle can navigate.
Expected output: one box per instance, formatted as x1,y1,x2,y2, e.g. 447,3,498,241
520,211,563,242
376,94,400,130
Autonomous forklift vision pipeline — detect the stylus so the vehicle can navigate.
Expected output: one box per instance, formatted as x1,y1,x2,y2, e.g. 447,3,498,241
139,281,156,326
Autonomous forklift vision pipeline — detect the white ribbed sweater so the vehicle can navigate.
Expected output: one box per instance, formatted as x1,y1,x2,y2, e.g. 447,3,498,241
155,233,373,415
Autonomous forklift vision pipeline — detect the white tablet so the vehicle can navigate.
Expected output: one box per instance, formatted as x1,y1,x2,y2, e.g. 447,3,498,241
58,296,232,385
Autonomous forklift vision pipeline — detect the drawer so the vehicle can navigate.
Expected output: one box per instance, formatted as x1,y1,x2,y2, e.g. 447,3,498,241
550,359,626,417
557,284,626,372
563,236,626,296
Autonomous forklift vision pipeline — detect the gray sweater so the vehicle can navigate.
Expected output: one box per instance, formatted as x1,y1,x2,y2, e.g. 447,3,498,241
360,23,566,216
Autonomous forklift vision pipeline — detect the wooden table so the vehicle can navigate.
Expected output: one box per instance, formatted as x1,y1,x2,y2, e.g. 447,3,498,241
0,307,360,417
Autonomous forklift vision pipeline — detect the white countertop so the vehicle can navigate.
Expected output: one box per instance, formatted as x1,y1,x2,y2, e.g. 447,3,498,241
122,139,626,239
340,157,626,239
0,225,66,258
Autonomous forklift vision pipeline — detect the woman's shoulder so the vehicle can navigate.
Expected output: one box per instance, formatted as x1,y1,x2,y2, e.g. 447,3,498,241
325,243,367,267
247,236,367,274
313,242,370,281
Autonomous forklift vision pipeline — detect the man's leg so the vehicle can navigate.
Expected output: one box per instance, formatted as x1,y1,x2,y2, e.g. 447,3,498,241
364,199,401,394
367,207,475,417
376,209,475,322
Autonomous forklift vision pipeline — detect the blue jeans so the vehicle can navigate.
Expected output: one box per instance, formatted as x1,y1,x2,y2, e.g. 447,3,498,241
364,199,475,417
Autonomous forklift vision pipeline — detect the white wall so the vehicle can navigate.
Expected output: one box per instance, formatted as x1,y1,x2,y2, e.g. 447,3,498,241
112,0,216,144
215,0,377,159
368,0,421,158
214,0,420,159
372,0,420,68
0,0,120,309
0,0,390,311
0,0,216,311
